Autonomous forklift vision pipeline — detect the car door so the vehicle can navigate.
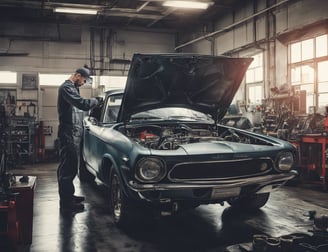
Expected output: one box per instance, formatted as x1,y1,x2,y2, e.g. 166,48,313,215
83,97,105,172
84,93,123,174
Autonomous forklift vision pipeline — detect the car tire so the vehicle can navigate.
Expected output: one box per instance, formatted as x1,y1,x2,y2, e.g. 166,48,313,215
78,155,95,183
227,192,270,210
109,170,135,228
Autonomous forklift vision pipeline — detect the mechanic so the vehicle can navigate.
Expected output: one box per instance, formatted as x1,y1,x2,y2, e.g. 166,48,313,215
57,67,98,211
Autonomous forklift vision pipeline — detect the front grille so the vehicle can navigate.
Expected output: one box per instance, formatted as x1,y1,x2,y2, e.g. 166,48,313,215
168,158,273,181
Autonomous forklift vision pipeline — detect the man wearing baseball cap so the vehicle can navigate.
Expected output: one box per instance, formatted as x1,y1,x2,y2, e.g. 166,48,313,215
57,66,98,212
75,67,93,85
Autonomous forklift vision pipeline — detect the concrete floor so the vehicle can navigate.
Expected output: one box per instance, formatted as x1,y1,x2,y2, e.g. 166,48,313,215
5,162,328,252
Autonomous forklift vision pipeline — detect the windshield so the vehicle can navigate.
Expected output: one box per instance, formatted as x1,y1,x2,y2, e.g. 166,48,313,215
130,107,214,123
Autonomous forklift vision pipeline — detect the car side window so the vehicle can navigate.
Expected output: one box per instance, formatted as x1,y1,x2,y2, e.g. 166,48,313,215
102,94,123,123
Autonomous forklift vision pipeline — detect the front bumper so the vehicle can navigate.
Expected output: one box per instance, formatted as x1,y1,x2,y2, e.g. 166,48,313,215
128,171,297,192
126,171,298,203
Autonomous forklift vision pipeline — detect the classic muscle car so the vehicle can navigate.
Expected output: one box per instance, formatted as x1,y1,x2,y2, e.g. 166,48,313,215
80,53,297,227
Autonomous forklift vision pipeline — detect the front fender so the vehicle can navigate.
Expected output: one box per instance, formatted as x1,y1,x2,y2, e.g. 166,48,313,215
100,153,137,199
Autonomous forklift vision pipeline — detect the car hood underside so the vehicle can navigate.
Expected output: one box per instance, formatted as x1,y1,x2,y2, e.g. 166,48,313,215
118,53,253,123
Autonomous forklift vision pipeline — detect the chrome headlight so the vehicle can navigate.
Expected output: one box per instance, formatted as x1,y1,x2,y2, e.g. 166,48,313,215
276,152,294,171
135,157,166,183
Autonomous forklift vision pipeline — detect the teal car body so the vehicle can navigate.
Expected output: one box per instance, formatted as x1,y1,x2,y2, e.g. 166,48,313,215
81,53,297,226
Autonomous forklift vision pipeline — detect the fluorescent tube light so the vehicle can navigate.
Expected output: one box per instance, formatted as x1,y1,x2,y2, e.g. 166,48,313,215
163,1,211,9
54,7,98,15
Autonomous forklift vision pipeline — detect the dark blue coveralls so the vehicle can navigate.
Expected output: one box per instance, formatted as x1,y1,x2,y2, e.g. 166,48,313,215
57,80,98,205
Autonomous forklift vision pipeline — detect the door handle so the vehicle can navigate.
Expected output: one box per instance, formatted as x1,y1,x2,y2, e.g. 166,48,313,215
85,126,90,131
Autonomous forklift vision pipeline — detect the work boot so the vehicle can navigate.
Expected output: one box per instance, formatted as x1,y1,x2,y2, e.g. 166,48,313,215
72,195,85,203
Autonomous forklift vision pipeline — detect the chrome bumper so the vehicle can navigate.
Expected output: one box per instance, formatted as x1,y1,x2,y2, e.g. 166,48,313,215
127,171,297,192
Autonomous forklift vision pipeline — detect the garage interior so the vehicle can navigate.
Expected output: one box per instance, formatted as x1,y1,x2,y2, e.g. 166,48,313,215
0,0,328,251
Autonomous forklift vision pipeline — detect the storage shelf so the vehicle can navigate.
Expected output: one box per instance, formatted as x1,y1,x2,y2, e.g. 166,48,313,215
7,116,35,164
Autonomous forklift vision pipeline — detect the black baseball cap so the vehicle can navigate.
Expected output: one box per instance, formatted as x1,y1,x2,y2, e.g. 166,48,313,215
76,67,92,84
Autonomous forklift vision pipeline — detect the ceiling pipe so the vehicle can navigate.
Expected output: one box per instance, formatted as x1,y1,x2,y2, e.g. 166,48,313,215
175,0,289,51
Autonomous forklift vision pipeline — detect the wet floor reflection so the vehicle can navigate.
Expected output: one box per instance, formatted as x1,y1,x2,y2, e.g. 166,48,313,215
73,180,273,252
12,162,328,252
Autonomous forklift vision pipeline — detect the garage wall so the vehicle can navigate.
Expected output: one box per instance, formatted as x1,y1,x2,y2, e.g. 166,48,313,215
0,23,175,74
286,0,328,29
111,30,175,59
0,22,175,150
177,0,328,102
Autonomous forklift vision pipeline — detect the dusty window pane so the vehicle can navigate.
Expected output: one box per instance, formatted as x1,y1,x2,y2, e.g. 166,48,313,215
300,83,314,93
249,58,257,68
318,92,328,108
246,52,263,83
246,69,254,83
291,66,301,84
300,84,314,112
254,67,263,82
249,53,262,68
291,42,301,63
306,94,314,112
257,53,263,66
301,38,314,61
301,64,314,84
318,61,328,82
318,81,328,93
316,34,327,57
248,85,262,104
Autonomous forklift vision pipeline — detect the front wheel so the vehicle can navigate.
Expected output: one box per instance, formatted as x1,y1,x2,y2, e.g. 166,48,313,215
227,193,270,211
109,170,136,228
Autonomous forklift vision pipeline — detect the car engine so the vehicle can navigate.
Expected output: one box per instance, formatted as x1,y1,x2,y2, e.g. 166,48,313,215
122,124,271,150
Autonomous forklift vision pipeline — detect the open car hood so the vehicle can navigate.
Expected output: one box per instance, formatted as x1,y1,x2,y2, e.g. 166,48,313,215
118,53,253,123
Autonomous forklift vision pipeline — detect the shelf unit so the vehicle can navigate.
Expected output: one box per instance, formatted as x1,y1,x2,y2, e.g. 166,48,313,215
8,116,35,165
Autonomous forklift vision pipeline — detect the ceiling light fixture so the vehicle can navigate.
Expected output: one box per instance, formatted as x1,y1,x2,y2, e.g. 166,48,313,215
163,1,211,10
53,7,98,15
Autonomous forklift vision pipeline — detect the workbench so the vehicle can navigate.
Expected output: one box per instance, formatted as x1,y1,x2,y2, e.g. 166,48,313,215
10,175,36,245
0,175,36,249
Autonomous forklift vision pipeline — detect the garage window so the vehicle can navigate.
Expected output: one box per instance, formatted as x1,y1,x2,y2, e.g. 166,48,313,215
0,71,17,84
289,34,328,113
39,74,71,86
245,52,263,105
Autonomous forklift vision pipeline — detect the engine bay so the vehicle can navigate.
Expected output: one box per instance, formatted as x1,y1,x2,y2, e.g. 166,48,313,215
121,123,272,150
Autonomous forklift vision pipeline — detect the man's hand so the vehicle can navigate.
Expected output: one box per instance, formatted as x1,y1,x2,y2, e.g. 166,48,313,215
90,98,99,108
95,97,103,103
